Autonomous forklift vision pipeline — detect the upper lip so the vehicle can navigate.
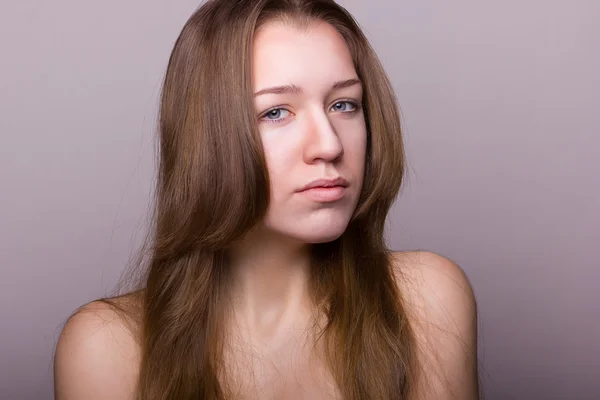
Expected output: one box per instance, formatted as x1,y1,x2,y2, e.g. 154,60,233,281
298,177,349,191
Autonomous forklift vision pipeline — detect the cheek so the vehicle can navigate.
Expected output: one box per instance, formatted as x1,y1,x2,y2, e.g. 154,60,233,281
260,122,301,162
338,123,367,169
261,137,298,199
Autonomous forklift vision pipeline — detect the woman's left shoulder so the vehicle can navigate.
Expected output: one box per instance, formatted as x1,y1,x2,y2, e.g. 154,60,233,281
390,250,477,314
390,250,480,399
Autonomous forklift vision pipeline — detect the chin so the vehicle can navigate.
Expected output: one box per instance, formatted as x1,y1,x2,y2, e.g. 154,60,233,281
302,230,345,244
262,208,355,244
282,220,350,244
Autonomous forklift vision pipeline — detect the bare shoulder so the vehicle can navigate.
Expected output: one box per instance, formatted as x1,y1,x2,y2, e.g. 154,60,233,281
54,293,142,400
391,251,476,318
391,251,479,399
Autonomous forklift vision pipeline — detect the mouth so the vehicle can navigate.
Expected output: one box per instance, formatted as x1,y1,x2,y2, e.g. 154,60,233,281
298,177,349,192
297,177,349,202
299,186,346,202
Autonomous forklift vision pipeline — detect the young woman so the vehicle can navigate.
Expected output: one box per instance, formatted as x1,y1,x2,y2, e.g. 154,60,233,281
54,0,479,399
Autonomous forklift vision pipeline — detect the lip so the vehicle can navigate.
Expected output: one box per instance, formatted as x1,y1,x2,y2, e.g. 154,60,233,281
296,177,349,202
297,177,349,192
299,186,346,202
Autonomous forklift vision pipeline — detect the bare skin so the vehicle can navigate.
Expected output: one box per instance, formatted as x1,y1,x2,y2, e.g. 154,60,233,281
54,21,478,400
54,251,477,399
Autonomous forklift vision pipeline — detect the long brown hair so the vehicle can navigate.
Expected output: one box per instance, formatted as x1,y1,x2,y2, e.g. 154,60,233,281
104,0,418,398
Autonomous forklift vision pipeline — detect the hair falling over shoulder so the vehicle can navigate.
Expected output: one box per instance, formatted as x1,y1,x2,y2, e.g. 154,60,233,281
101,0,419,398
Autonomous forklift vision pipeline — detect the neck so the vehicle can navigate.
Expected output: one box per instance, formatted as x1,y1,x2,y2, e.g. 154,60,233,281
227,226,314,339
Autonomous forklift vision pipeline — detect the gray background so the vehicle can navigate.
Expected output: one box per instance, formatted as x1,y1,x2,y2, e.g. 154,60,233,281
1,0,598,399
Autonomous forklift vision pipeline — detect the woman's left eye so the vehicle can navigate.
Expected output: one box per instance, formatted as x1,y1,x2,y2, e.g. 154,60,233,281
330,101,358,112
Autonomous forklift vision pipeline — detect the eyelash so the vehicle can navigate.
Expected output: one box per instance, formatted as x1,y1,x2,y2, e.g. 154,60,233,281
259,100,361,124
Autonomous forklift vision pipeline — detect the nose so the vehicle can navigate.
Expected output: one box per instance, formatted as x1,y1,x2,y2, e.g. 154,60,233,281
302,110,344,164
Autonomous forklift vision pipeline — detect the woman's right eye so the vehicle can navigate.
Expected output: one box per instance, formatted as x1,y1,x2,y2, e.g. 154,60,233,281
261,108,290,123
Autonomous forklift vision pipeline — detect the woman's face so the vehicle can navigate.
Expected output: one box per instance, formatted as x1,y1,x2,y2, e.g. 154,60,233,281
252,20,367,244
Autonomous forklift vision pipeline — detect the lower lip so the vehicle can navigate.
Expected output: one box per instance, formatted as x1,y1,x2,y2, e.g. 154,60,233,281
299,186,346,202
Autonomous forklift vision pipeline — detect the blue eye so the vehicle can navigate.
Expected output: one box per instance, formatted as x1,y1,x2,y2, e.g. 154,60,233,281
331,101,358,112
262,108,290,123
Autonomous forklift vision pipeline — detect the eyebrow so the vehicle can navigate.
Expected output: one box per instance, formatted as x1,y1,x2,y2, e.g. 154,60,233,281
253,78,362,97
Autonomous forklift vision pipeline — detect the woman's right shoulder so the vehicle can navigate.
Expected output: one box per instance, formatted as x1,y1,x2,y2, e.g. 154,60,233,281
54,293,143,400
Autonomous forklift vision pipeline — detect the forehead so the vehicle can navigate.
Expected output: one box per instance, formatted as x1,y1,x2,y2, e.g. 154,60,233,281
252,20,357,91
